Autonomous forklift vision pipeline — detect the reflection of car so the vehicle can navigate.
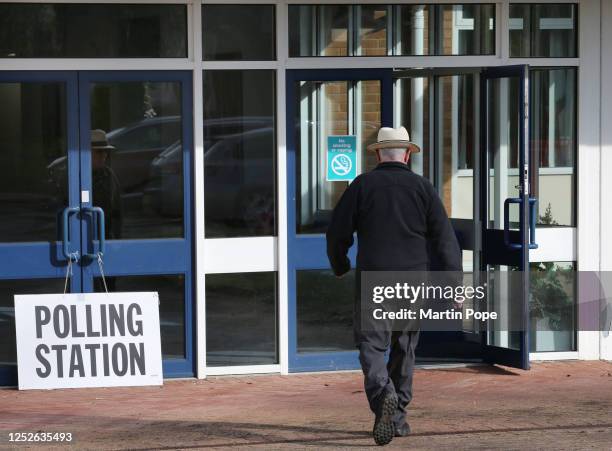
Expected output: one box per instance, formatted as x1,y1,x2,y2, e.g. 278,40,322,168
46,116,182,203
47,116,273,208
205,128,275,233
149,128,275,233
106,116,181,194
147,141,183,216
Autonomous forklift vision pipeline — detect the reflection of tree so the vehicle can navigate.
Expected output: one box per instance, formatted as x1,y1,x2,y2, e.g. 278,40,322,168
530,262,574,331
143,82,157,119
539,202,558,226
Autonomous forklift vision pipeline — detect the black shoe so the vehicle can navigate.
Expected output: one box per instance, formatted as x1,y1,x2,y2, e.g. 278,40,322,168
395,422,411,437
373,392,398,446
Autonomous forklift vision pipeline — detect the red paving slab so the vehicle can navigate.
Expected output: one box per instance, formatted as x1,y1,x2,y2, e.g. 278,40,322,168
0,361,611,450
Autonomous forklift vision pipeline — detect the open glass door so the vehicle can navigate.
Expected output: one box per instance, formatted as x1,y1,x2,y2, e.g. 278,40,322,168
480,65,535,370
393,68,483,362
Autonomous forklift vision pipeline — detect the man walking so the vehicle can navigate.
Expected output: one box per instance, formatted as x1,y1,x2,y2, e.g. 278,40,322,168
326,126,462,445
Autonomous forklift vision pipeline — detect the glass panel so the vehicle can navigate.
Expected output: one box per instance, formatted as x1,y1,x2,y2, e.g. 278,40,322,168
202,5,275,61
486,77,520,230
297,269,354,353
393,5,430,56
94,275,185,359
0,82,67,243
203,70,276,238
356,5,389,56
296,80,381,234
486,265,522,350
436,4,495,55
437,74,476,219
529,261,576,352
510,4,577,58
289,5,350,56
0,4,187,58
289,4,495,57
206,272,277,366
89,82,184,240
395,77,431,178
358,80,382,174
0,279,65,367
531,68,576,227
319,5,350,56
289,5,315,57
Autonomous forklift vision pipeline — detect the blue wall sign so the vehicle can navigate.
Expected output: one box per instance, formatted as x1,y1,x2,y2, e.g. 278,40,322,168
327,135,357,181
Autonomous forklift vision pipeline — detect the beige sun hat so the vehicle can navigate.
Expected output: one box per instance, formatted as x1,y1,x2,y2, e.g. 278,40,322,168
91,129,116,151
366,126,421,153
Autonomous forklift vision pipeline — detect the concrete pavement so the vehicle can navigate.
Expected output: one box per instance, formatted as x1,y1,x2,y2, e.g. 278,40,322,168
1,361,611,450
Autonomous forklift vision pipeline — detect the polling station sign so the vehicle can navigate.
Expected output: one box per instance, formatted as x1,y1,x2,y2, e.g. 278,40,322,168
14,292,162,390
327,135,357,181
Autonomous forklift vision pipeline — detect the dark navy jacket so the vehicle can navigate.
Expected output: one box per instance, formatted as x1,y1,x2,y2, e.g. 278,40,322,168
326,162,462,274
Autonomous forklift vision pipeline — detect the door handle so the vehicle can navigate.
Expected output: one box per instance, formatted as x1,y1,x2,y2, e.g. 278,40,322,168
82,206,106,259
61,206,80,261
528,197,538,250
503,197,538,250
503,198,522,250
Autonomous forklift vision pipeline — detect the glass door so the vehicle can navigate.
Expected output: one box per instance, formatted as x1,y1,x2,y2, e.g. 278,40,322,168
286,69,392,371
0,71,194,386
393,68,483,362
480,65,534,370
77,71,194,377
0,72,81,385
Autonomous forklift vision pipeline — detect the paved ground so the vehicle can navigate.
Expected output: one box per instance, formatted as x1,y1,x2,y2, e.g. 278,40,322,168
0,361,611,450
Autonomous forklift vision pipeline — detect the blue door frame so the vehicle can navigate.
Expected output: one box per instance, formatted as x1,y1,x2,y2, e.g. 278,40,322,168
479,65,532,370
286,67,533,372
285,69,393,371
0,71,195,385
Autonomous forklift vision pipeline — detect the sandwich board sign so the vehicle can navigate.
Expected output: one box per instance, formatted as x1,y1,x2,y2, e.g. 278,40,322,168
14,292,163,390
327,135,357,181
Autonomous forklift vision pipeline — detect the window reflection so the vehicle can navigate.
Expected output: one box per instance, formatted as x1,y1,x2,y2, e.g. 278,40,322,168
0,82,67,243
203,70,276,238
297,270,355,353
202,5,275,61
0,4,187,58
289,4,495,57
89,82,184,240
436,4,495,55
357,5,389,56
393,5,429,55
531,68,576,227
206,272,278,366
510,4,578,58
529,261,576,352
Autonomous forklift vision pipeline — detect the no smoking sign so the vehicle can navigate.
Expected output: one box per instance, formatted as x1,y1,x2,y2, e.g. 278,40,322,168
327,135,357,181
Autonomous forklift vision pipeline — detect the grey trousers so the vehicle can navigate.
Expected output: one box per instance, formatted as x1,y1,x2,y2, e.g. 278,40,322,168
357,329,420,427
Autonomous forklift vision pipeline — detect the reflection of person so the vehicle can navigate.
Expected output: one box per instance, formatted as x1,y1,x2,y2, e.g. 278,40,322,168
91,129,122,239
326,127,462,446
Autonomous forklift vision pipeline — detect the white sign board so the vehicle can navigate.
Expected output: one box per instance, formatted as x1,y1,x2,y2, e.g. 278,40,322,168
15,292,163,390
